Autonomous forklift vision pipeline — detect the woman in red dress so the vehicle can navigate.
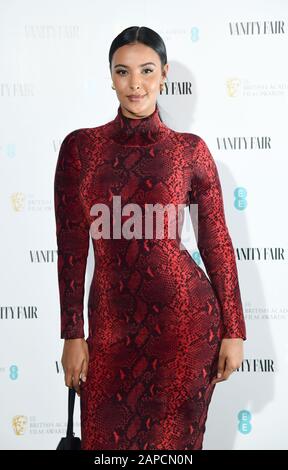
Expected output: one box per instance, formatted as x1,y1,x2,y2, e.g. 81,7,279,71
54,26,246,450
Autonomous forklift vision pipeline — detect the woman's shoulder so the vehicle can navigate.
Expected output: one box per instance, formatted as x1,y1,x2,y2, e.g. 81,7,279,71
178,130,207,147
168,128,210,154
59,122,108,148
168,130,217,173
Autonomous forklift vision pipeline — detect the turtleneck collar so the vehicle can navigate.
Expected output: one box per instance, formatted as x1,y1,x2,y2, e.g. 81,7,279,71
106,102,168,147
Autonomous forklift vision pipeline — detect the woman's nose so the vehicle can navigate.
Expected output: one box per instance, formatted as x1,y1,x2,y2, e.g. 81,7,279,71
130,83,140,90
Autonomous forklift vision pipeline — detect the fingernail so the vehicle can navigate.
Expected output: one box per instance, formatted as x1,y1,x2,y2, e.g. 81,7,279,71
82,376,86,382
217,372,222,378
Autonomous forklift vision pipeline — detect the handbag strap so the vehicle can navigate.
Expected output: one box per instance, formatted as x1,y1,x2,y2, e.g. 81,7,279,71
66,387,76,437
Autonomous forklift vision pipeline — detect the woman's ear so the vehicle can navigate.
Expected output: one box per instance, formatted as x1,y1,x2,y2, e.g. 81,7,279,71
162,63,169,80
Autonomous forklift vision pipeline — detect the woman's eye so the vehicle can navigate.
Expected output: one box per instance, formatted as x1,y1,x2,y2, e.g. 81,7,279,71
116,68,153,76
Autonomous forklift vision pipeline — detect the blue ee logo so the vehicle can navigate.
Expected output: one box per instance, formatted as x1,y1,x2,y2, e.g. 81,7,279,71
190,27,199,42
238,410,252,434
234,187,247,210
192,251,201,266
9,365,19,380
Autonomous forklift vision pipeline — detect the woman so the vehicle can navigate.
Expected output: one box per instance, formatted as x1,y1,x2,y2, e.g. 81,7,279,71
54,26,246,450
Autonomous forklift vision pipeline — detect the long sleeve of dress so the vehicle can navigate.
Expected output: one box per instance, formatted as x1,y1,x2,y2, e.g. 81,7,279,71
54,130,90,339
190,137,246,340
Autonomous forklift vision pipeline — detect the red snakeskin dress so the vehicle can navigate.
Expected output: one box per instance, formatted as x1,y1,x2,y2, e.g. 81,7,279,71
54,103,246,450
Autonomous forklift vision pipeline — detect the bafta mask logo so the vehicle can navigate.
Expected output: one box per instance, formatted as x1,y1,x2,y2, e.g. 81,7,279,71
226,78,241,97
12,415,27,435
11,192,25,212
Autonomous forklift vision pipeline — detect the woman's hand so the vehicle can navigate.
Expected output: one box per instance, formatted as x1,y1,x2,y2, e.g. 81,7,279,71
211,338,244,385
61,338,89,396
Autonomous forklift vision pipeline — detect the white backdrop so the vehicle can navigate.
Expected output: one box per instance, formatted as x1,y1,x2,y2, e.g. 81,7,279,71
1,0,287,450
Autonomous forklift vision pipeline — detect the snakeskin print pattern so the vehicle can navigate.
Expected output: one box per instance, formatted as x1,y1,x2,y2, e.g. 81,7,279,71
54,103,246,450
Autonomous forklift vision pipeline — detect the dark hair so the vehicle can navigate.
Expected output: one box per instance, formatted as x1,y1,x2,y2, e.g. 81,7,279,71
109,26,167,71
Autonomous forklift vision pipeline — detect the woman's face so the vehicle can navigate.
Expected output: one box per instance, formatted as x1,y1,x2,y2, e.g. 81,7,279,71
110,42,168,119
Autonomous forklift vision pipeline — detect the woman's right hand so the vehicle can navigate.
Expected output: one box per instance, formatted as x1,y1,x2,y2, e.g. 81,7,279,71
61,338,89,396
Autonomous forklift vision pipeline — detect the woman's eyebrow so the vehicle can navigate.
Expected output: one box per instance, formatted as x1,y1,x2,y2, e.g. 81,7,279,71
114,62,157,69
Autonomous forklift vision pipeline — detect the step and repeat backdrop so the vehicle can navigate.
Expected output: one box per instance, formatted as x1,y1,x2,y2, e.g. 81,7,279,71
1,0,287,450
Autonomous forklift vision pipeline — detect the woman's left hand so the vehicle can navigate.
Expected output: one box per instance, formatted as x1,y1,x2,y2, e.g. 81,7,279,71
211,338,244,385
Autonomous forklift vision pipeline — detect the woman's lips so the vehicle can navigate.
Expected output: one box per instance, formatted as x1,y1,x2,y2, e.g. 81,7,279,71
127,94,146,102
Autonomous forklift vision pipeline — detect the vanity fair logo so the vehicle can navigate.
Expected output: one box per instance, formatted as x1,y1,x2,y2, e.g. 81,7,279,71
229,20,285,35
0,306,38,320
236,248,285,261
24,24,80,39
0,83,35,97
89,196,199,248
237,359,275,373
29,250,58,262
216,136,271,150
160,81,192,95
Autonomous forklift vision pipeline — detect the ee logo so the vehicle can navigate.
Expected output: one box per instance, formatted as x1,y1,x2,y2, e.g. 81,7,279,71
10,365,18,380
190,27,199,42
234,187,247,210
238,409,252,434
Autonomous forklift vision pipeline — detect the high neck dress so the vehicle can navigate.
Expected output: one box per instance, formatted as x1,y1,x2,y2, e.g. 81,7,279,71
54,102,246,450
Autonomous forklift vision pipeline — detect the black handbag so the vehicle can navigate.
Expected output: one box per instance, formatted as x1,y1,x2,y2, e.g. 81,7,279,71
56,387,81,450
